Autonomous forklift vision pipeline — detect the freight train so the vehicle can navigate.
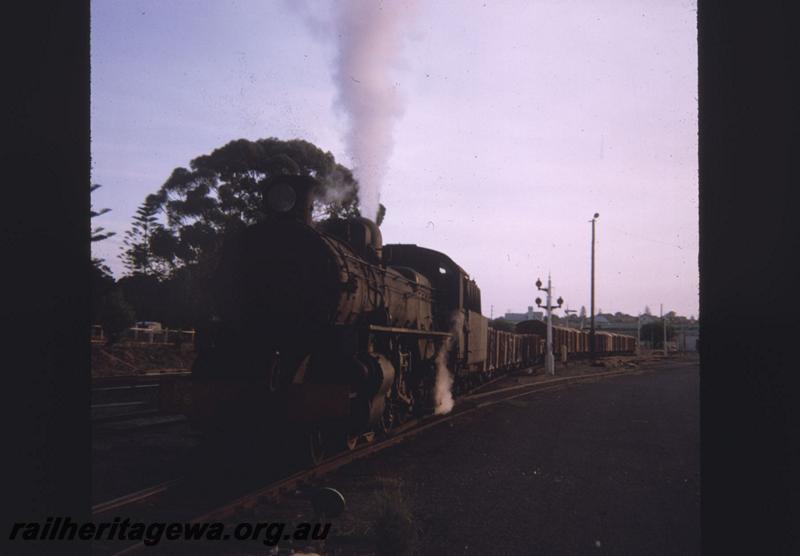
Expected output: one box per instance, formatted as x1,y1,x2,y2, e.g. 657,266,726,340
188,175,635,464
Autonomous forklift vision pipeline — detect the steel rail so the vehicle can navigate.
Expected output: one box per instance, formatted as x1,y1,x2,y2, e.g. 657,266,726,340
106,365,645,555
92,478,184,517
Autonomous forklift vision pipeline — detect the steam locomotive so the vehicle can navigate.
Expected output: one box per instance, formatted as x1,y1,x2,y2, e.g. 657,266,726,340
188,175,635,464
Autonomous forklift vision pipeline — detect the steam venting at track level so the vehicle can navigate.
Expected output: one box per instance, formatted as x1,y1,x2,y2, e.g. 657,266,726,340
434,312,463,415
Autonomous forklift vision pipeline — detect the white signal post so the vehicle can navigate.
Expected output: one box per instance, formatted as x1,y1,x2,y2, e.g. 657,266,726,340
535,274,563,376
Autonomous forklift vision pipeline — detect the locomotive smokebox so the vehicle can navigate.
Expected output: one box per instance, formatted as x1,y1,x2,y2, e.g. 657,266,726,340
213,216,343,343
262,174,320,225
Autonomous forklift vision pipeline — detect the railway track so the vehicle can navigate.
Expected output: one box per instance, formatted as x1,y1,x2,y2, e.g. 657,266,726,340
93,363,645,555
91,372,189,423
91,479,184,516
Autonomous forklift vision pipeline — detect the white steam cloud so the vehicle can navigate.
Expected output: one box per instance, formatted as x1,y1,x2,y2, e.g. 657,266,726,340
433,343,454,415
316,166,357,205
434,312,463,415
332,1,416,221
289,0,417,221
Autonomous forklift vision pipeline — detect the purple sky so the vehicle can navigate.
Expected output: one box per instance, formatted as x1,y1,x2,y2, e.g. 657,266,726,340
91,0,698,318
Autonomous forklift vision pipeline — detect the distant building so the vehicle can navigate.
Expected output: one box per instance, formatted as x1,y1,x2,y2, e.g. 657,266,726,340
639,314,660,325
594,318,639,337
674,323,700,351
590,313,655,344
597,313,698,351
594,314,610,326
503,306,544,323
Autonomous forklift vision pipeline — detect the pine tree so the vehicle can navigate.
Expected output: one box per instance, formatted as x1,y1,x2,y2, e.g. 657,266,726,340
91,184,116,277
121,194,168,278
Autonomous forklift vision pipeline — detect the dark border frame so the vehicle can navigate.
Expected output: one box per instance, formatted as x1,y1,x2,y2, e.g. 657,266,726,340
4,1,800,554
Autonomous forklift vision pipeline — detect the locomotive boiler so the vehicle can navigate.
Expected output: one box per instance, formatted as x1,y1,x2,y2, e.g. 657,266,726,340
188,174,635,465
190,175,479,463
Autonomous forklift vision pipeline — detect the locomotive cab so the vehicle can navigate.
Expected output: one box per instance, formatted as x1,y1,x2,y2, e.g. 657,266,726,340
382,244,489,372
382,244,467,325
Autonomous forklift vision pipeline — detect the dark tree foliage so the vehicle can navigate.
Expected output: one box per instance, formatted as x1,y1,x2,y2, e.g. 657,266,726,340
91,264,115,324
116,138,390,329
489,318,516,332
640,322,675,348
91,183,116,277
116,274,166,326
116,138,367,329
121,194,171,278
130,137,361,271
98,289,136,345
91,183,117,322
161,265,214,329
116,270,207,330
91,184,115,243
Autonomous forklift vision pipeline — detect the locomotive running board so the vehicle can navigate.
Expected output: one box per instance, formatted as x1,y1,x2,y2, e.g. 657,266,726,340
367,325,452,338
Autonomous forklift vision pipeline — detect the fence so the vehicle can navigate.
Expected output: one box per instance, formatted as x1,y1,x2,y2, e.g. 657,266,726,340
91,325,195,346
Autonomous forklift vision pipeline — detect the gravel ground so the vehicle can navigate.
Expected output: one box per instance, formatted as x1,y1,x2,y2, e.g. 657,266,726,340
91,354,698,555
92,421,199,504
114,355,697,555
89,352,655,504
91,343,196,377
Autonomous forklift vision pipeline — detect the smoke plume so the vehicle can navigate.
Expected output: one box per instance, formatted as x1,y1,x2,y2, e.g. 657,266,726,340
331,1,417,221
316,166,357,206
434,312,463,415
288,1,416,221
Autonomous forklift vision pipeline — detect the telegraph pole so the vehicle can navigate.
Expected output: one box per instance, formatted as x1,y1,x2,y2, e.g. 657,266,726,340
589,213,599,363
682,323,686,352
536,275,563,376
661,304,668,356
636,313,641,356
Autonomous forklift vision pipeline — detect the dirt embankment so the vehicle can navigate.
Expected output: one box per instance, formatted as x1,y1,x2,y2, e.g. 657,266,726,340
91,343,196,378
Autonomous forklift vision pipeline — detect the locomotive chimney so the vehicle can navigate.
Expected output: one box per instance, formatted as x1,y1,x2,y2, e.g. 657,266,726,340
262,174,320,225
